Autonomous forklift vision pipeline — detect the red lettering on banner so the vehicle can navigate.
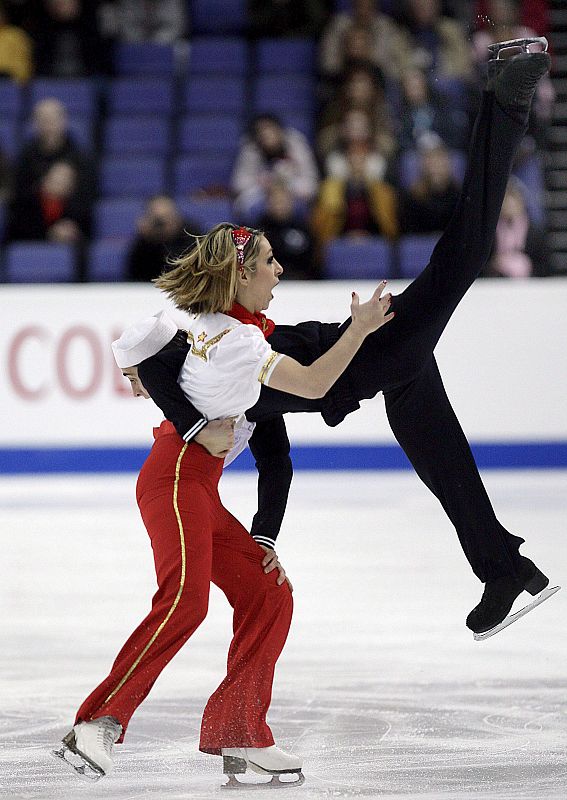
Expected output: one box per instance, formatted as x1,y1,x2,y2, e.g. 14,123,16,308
56,326,103,399
8,326,50,400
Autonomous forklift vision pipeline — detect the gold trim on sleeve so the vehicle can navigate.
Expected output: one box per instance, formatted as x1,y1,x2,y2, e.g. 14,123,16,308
258,351,280,385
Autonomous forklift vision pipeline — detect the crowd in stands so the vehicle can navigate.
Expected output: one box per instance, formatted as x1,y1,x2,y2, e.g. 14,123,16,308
0,0,556,283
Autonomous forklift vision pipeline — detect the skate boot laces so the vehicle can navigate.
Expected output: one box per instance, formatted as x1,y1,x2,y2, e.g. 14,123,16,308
97,717,121,756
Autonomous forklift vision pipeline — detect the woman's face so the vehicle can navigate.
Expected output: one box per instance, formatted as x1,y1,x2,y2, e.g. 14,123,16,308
244,236,283,312
122,367,150,398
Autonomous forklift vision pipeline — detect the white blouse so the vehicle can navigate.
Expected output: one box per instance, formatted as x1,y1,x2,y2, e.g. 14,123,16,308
177,312,283,422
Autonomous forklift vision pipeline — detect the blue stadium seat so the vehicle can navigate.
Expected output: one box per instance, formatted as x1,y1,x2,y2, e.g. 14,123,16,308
0,201,5,245
398,148,467,189
178,114,242,154
277,110,315,142
29,78,97,115
107,78,174,115
4,242,76,283
94,198,145,238
0,79,23,118
176,196,234,231
174,154,235,194
255,39,316,74
114,42,176,75
0,119,18,159
87,240,130,281
100,156,166,198
252,75,315,114
192,0,247,34
183,76,245,116
103,116,170,155
188,37,248,75
324,237,393,279
398,234,441,279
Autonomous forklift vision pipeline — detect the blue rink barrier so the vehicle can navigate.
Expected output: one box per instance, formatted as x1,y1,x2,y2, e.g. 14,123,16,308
1,442,567,474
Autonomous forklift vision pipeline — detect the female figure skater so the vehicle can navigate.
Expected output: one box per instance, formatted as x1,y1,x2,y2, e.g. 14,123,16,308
52,250,393,784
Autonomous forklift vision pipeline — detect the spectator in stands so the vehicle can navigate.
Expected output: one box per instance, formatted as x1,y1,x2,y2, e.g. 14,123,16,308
0,0,33,82
258,178,318,280
475,0,550,37
319,0,411,83
231,113,319,224
483,178,549,277
127,195,201,283
317,63,396,166
395,0,472,81
249,0,330,39
6,160,90,243
397,66,470,151
10,98,96,216
110,0,186,43
323,109,392,184
32,0,109,76
312,133,398,248
400,133,460,234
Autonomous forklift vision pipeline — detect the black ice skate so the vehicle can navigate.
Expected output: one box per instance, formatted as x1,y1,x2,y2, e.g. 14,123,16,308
51,716,122,781
486,37,551,113
221,746,305,790
467,556,560,641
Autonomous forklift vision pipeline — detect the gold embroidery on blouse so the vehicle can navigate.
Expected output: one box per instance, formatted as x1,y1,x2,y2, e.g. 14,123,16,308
186,328,232,361
258,351,280,385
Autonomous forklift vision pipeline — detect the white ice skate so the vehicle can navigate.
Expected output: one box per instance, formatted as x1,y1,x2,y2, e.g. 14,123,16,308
221,745,304,789
51,716,122,781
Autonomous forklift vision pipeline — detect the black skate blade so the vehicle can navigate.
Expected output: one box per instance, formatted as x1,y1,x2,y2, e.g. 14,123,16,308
487,36,548,59
222,772,305,790
51,743,105,781
473,585,560,641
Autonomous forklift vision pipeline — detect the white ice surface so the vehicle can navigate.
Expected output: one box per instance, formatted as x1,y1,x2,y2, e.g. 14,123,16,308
1,470,566,800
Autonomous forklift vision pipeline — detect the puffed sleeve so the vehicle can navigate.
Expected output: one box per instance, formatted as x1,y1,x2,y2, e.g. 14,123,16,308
213,325,284,388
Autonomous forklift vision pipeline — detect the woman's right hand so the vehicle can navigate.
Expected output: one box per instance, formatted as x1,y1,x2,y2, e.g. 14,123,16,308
350,281,395,335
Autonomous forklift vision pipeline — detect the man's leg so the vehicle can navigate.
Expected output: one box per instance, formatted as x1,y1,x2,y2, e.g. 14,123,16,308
384,357,524,582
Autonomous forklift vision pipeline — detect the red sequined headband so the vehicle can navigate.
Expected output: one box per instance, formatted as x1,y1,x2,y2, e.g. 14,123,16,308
231,227,253,268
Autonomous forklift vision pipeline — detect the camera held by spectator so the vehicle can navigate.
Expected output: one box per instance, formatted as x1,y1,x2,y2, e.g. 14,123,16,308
127,195,202,283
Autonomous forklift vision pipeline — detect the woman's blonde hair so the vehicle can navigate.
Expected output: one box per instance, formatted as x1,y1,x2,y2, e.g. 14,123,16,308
154,223,263,314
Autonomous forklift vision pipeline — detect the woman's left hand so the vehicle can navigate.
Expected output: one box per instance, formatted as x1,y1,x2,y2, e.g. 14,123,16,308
259,546,293,592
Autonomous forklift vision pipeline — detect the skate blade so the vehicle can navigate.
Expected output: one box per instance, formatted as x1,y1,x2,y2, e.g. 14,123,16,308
51,743,104,782
222,772,305,790
473,585,560,641
487,36,548,58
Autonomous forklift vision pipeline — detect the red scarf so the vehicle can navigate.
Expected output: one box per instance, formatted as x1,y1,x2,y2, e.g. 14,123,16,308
227,302,275,339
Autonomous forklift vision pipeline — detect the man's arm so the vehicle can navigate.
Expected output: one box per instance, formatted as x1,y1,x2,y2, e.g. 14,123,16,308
138,344,208,442
248,416,293,549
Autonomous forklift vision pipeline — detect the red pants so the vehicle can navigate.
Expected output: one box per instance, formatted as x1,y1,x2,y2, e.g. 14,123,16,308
75,421,293,754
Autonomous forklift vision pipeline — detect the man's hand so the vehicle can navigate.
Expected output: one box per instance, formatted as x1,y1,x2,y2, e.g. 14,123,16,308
194,419,235,458
259,545,293,592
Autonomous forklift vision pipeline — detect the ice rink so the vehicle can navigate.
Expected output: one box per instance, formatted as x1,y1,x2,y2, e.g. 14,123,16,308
1,469,566,800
